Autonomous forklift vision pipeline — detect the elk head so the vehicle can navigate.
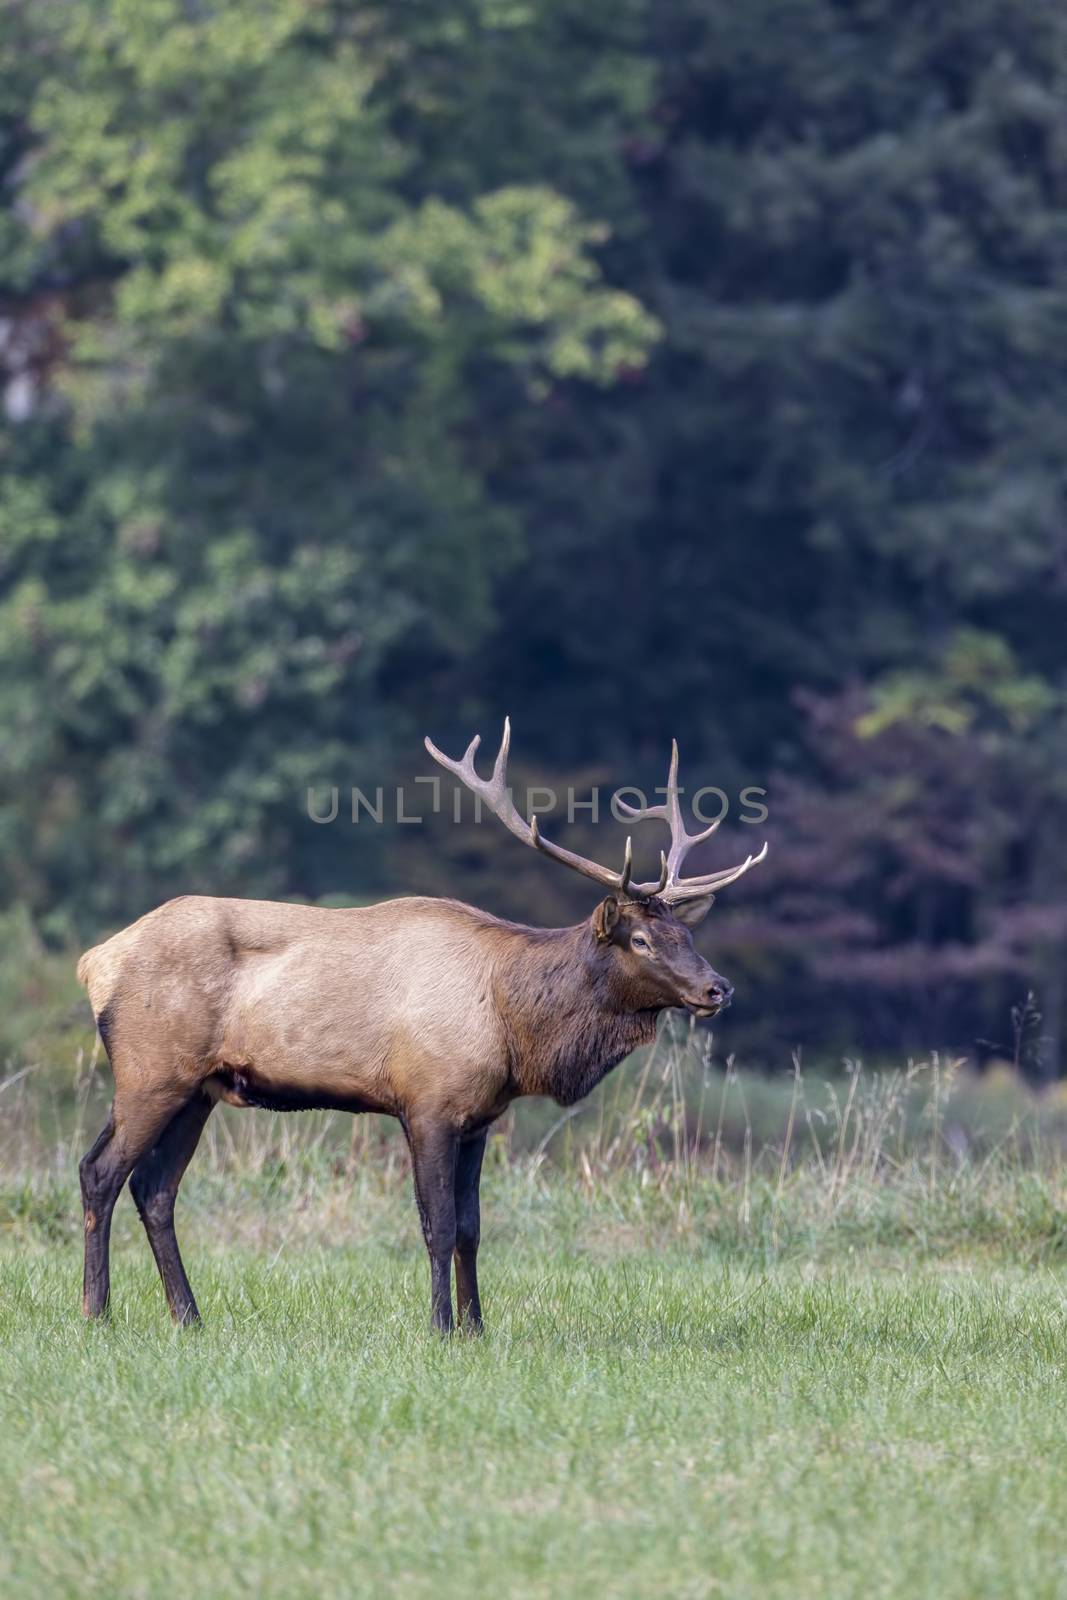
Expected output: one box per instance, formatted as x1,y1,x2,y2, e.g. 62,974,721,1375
425,719,766,1020
588,895,734,1018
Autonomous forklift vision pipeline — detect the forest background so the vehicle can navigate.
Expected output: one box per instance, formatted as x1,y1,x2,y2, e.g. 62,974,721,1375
3,0,1066,1071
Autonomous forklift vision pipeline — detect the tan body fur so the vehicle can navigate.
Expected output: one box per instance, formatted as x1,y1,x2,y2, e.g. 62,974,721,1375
78,892,659,1138
83,894,501,1128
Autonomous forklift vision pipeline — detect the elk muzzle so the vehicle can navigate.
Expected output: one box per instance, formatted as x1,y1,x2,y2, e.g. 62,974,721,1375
681,974,733,1018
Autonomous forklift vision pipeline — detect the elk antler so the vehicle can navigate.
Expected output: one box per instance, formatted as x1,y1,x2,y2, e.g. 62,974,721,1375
425,718,666,899
425,720,766,905
615,739,768,905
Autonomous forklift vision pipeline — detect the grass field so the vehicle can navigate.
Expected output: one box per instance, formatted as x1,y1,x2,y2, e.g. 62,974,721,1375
3,1040,1067,1597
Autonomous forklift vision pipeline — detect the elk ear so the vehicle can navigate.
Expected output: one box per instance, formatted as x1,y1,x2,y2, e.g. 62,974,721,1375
673,894,715,927
592,896,621,943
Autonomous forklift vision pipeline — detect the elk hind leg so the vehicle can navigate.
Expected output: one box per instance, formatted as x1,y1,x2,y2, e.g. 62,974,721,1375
80,1110,118,1319
80,1088,193,1320
130,1092,214,1325
80,1088,195,1324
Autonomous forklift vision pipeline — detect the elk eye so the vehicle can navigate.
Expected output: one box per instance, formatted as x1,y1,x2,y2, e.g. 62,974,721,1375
631,933,652,954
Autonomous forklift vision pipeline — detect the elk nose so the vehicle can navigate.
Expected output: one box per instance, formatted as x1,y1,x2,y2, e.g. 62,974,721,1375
707,979,733,1010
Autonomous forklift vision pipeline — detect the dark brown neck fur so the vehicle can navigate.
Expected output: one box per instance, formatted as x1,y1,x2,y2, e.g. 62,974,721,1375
491,921,660,1106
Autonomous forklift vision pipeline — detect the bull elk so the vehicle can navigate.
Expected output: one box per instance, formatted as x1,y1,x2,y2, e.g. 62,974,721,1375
76,722,766,1332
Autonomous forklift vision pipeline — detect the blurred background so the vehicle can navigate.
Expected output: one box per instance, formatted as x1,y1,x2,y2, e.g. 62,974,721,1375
2,0,1066,1074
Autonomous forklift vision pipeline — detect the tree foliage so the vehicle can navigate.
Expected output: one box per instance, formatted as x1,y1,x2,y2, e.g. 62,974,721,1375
0,0,656,932
2,0,1066,1065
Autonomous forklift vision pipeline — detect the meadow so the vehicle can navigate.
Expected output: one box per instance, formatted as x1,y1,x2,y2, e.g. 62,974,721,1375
3,1009,1067,1597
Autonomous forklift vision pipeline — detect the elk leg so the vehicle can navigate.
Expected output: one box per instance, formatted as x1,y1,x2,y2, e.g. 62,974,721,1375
454,1131,487,1332
80,1091,189,1319
79,1111,118,1318
406,1117,459,1334
129,1092,214,1325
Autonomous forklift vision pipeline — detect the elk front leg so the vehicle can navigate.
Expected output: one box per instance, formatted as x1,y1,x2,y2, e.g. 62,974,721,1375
406,1117,459,1334
454,1131,487,1332
130,1092,214,1325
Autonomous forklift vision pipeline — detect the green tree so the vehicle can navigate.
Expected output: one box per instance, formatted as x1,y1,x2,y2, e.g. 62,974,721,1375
0,0,656,935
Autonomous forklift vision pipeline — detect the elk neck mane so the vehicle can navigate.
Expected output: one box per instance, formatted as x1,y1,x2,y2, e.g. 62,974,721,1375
485,913,660,1106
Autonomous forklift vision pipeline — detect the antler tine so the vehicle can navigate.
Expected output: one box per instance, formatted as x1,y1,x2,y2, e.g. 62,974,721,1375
618,834,634,897
461,734,481,776
657,839,769,901
490,715,511,793
426,719,647,897
619,740,767,902
618,738,723,888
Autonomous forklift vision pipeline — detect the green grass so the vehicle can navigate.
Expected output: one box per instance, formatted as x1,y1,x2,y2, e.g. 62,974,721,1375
3,1152,1067,1600
6,1032,1067,1597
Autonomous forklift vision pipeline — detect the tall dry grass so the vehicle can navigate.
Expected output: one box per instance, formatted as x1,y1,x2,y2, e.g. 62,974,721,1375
4,1019,1067,1266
